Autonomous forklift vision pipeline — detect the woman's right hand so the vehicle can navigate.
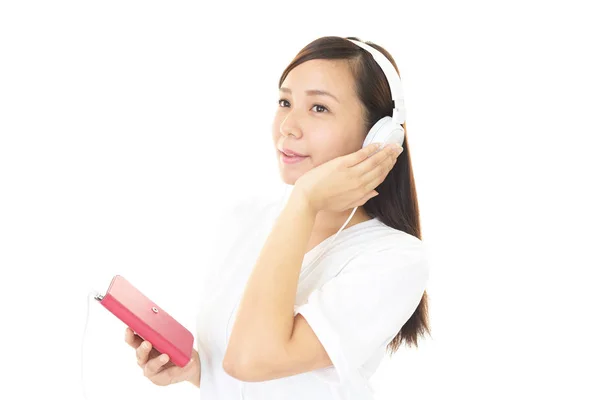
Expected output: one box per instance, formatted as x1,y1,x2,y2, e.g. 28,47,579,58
125,327,200,387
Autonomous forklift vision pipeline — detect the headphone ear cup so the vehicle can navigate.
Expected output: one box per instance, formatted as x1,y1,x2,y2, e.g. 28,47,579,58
362,116,405,148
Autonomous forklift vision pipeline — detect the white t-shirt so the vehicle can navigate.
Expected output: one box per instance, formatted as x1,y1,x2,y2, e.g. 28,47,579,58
195,193,430,400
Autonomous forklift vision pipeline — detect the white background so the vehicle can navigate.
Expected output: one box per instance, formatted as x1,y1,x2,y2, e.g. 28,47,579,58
1,1,598,399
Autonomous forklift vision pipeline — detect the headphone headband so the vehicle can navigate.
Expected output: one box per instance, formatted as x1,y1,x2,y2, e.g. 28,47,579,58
346,39,406,123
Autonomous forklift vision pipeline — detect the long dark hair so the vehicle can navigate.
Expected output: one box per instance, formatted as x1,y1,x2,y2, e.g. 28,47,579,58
278,36,431,353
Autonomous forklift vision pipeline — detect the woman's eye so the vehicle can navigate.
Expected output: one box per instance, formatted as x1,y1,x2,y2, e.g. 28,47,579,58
277,99,328,113
312,104,328,113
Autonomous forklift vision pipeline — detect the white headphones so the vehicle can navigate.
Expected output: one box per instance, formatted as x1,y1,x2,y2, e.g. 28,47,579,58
347,38,406,150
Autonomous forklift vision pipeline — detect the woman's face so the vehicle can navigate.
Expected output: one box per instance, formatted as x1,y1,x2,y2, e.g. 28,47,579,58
272,59,367,185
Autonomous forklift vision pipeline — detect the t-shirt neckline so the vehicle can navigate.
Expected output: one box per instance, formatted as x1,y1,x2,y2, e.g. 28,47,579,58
304,217,380,260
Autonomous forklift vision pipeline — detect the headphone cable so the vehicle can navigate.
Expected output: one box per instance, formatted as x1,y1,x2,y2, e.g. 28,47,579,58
81,290,102,400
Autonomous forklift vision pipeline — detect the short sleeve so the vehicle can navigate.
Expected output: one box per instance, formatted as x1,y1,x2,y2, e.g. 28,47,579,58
293,237,430,385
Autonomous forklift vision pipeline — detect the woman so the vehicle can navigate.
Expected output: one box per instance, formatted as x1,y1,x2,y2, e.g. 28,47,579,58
125,35,431,399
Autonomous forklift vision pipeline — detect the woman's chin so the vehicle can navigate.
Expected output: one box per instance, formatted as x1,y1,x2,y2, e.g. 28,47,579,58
279,170,301,186
280,175,298,186
277,156,312,185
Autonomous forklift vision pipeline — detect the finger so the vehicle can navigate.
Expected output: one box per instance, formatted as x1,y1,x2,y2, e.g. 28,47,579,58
125,328,143,348
354,144,400,177
361,149,400,189
345,143,381,167
145,353,170,375
136,341,153,366
147,365,180,386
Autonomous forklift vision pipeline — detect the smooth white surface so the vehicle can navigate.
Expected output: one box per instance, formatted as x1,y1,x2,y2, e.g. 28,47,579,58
1,1,599,399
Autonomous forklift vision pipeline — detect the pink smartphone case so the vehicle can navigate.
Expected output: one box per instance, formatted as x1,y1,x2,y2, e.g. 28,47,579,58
99,275,194,367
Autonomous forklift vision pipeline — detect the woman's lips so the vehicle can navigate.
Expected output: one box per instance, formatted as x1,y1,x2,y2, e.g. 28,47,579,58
280,150,308,164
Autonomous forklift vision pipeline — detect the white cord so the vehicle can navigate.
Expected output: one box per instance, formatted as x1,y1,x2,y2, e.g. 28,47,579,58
82,290,101,400
278,183,358,269
307,205,357,269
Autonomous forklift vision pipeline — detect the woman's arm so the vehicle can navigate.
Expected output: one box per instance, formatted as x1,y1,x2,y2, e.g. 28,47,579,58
186,349,201,388
187,366,200,388
223,189,317,374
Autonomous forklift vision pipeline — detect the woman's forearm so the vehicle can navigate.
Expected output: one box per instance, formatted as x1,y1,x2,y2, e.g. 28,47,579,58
224,190,317,369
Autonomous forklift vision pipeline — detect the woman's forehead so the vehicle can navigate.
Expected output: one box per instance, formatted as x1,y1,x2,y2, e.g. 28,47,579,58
281,59,355,99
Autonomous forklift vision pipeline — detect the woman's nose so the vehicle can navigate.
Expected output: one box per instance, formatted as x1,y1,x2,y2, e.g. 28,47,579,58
280,120,301,139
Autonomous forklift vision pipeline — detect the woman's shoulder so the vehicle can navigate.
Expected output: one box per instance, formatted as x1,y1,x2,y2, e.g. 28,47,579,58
359,219,431,269
364,218,424,248
216,188,285,233
228,192,281,220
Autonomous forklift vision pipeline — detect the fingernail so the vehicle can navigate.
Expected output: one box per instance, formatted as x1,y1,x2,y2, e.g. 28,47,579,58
160,354,168,362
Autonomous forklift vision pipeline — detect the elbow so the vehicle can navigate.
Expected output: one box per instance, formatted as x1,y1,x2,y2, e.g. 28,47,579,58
222,356,240,380
223,337,288,382
222,352,255,382
223,352,274,382
222,340,247,380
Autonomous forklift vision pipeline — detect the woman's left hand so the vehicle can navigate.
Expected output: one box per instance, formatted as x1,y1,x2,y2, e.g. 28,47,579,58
294,142,403,213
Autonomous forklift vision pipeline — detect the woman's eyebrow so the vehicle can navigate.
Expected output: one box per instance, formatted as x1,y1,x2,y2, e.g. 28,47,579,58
279,87,339,103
